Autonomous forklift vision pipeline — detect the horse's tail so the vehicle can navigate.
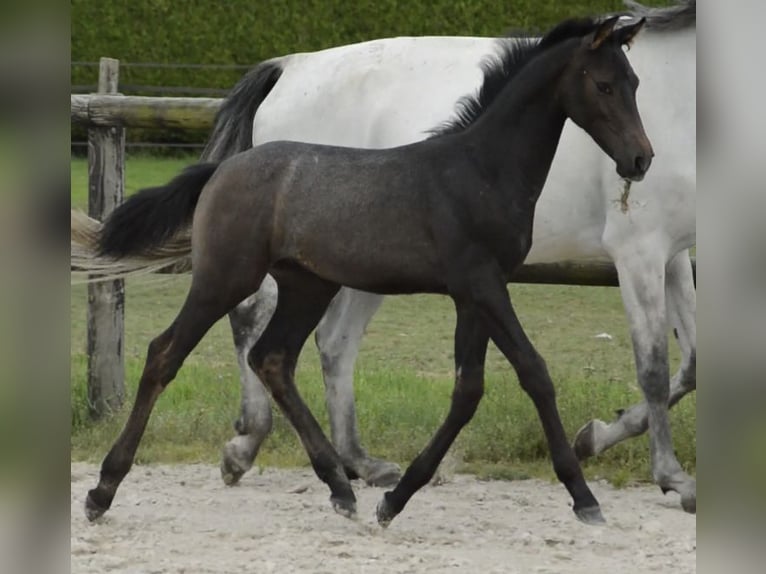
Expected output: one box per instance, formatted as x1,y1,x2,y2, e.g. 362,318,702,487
71,58,284,284
98,163,219,258
71,163,218,283
95,57,284,259
200,58,284,161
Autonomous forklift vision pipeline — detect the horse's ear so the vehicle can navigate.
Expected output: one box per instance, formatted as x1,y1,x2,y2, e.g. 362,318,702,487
615,17,646,49
590,16,620,50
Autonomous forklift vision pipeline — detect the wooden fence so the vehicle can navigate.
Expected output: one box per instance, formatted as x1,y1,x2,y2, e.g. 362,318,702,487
72,57,696,419
83,58,125,420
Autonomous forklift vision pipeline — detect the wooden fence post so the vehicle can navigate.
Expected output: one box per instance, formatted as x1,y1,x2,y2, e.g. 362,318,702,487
87,57,125,419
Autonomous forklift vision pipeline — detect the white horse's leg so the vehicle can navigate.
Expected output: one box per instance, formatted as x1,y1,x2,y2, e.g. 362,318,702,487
220,275,278,485
580,245,695,512
665,249,697,399
574,250,696,454
314,288,402,486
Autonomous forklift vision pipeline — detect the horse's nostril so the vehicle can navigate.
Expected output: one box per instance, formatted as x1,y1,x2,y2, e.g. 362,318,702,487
634,155,651,174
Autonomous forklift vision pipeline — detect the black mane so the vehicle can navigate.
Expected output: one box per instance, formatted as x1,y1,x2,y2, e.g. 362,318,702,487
428,3,697,139
430,18,601,137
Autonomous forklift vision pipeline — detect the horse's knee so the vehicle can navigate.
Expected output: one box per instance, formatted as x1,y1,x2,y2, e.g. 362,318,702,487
636,346,671,404
316,323,360,381
248,348,290,398
318,347,355,382
144,329,180,387
146,328,172,359
450,369,485,425
516,353,555,401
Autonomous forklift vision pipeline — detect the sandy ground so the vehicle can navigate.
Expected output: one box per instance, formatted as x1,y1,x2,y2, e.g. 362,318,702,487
71,462,696,574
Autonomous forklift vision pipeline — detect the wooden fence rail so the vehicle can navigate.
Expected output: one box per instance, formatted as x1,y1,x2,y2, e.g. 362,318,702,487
72,57,696,419
71,94,221,130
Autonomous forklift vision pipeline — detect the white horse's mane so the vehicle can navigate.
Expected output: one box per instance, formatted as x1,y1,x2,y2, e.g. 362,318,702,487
623,0,696,31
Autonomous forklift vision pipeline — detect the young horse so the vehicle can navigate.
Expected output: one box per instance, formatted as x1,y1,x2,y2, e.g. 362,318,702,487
207,0,695,508
84,17,651,526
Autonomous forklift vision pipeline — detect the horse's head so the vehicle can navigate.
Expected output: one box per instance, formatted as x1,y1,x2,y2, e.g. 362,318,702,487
559,16,654,181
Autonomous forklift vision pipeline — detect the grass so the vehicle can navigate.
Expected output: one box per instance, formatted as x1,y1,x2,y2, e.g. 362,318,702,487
70,154,696,485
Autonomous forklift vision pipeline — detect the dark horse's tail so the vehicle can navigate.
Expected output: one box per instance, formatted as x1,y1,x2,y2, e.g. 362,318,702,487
99,57,285,259
97,163,219,258
70,58,285,281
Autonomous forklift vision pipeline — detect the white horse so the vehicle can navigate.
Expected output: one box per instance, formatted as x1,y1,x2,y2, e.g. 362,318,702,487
194,0,695,511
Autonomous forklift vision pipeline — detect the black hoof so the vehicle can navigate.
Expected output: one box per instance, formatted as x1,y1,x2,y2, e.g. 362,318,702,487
574,504,606,526
573,421,596,461
84,491,109,522
376,492,399,528
331,496,357,520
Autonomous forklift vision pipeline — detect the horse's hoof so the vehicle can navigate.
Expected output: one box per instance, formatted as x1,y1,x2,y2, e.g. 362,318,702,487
345,457,402,487
220,441,255,486
680,492,696,514
376,492,398,528
659,474,696,514
84,491,108,522
220,465,246,486
574,504,606,526
220,456,248,486
331,496,357,520
573,419,608,461
364,460,402,488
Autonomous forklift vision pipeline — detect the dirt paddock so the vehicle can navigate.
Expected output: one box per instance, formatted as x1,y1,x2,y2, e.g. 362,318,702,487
71,462,696,573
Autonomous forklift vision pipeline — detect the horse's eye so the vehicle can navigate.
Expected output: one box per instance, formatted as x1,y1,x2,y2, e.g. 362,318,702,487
596,82,613,95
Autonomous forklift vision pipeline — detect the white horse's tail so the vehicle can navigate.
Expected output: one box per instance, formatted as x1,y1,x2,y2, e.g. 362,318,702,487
70,209,192,284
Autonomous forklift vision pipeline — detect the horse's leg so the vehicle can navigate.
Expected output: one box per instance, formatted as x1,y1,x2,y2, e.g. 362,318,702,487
465,271,603,524
376,301,489,526
220,275,279,486
586,249,695,513
314,288,401,486
248,272,357,518
85,277,260,521
665,248,697,400
574,250,696,458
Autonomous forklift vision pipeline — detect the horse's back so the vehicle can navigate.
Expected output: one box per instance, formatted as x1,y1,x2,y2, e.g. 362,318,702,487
253,36,497,148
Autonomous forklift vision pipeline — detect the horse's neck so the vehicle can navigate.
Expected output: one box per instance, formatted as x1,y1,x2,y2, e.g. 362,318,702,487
465,44,570,200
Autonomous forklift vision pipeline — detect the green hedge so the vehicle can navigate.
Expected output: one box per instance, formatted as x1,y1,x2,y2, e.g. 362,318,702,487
71,0,670,147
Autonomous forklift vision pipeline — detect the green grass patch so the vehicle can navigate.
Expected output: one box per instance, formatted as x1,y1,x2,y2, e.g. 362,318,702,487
71,153,198,211
70,156,696,486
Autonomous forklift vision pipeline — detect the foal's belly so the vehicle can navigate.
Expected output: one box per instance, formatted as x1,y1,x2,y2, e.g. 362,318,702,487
276,227,446,295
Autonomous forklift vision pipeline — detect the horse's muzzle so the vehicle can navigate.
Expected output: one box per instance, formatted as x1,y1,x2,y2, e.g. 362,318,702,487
618,150,654,182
